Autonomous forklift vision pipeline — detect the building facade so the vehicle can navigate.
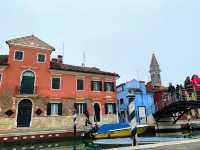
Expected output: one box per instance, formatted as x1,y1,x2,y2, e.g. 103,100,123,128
117,79,155,125
0,35,119,130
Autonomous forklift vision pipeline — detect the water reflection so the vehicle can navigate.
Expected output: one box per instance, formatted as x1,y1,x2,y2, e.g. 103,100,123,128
1,130,200,150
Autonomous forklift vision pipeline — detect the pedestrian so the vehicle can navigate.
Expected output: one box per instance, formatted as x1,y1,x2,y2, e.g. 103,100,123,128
168,82,176,101
184,76,193,99
175,84,181,100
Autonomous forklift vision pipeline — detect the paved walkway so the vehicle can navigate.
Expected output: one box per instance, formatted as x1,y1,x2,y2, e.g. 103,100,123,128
111,139,200,150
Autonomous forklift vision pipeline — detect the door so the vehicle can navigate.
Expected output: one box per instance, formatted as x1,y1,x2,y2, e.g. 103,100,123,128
20,71,35,94
17,99,32,127
94,103,101,122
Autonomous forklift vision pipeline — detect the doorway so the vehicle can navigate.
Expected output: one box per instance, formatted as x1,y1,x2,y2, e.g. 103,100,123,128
94,103,101,122
17,99,32,127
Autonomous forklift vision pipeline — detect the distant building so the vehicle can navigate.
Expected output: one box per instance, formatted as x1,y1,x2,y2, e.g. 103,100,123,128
150,53,161,87
117,79,155,125
0,35,119,131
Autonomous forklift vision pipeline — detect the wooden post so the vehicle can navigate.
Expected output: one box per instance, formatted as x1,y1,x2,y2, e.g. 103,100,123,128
127,94,137,146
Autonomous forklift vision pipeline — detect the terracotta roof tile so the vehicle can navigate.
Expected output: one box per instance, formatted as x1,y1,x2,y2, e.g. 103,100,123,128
50,62,119,77
6,35,55,51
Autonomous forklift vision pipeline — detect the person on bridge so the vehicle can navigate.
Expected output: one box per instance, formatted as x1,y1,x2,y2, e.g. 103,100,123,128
184,76,193,99
168,83,176,101
176,84,181,100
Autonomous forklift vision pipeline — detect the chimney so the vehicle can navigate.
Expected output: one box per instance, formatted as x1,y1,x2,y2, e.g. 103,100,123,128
57,55,63,64
51,58,57,64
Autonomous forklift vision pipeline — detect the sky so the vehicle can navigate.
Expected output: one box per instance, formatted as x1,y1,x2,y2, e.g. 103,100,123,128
0,0,200,86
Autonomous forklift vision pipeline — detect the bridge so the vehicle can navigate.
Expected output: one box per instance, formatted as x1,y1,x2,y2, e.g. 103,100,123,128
153,93,200,124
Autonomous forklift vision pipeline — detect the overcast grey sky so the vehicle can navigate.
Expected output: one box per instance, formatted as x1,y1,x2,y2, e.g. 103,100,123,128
0,0,199,85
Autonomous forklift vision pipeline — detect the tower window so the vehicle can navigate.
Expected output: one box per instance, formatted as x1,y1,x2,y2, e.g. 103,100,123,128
37,54,45,63
14,51,24,61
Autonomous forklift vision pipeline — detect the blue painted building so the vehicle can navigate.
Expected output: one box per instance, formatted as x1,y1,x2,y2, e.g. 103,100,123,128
117,79,155,125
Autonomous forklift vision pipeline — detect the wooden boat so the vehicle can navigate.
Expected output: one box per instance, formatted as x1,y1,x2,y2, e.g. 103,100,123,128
93,123,155,139
94,123,131,139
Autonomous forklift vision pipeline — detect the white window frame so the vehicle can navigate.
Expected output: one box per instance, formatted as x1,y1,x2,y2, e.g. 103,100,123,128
51,76,61,90
105,81,114,92
75,102,86,115
92,80,102,92
14,50,24,61
107,103,114,114
37,53,46,63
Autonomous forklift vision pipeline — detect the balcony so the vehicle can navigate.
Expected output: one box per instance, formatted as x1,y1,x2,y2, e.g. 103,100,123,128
15,86,38,97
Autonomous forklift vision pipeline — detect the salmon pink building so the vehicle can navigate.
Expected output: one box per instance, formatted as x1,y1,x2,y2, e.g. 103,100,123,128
0,35,119,130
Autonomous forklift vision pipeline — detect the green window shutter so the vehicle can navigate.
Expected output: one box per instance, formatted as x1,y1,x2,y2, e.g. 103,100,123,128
111,83,114,92
58,103,62,115
104,82,107,91
99,81,102,91
83,103,87,113
47,103,51,116
91,81,94,91
77,80,84,90
105,103,108,114
52,78,60,89
74,103,78,113
113,103,116,114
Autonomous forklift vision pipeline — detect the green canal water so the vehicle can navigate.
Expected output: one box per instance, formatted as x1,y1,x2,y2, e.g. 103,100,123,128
1,131,200,150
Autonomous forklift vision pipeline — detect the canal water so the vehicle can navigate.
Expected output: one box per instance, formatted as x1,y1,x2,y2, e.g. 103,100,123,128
1,130,200,150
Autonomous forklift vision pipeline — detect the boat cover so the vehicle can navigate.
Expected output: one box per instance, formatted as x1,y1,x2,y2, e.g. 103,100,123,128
96,123,130,134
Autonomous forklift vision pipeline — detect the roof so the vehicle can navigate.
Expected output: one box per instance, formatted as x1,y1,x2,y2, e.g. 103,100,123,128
50,62,120,77
6,35,55,51
146,81,167,92
150,53,159,67
0,55,8,65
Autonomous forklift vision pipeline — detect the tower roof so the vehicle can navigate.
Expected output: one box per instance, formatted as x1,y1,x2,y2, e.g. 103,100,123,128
150,53,160,71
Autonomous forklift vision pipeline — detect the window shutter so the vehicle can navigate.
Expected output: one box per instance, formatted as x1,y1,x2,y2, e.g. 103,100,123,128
113,103,116,114
91,81,94,91
105,103,108,114
47,103,51,116
104,82,106,91
99,81,102,91
112,83,115,92
83,103,87,113
74,103,78,112
58,103,62,115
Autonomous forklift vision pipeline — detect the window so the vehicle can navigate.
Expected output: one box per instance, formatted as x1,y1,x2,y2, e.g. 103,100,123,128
77,79,84,90
74,103,87,115
14,51,23,60
52,77,61,89
120,98,124,105
104,82,115,92
37,54,45,63
105,103,116,114
91,81,102,91
47,103,62,116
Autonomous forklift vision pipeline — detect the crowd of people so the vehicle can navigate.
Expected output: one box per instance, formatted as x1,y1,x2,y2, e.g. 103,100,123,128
168,75,200,101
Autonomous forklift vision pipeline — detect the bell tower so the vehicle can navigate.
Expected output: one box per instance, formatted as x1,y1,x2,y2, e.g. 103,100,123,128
150,53,161,87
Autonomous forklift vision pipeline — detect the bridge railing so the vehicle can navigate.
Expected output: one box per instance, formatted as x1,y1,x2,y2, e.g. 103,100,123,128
156,87,200,112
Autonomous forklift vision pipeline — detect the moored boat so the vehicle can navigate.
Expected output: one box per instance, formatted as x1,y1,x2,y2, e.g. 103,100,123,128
93,123,155,139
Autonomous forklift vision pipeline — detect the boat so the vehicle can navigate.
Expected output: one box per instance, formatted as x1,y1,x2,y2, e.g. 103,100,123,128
93,123,131,139
93,123,155,139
